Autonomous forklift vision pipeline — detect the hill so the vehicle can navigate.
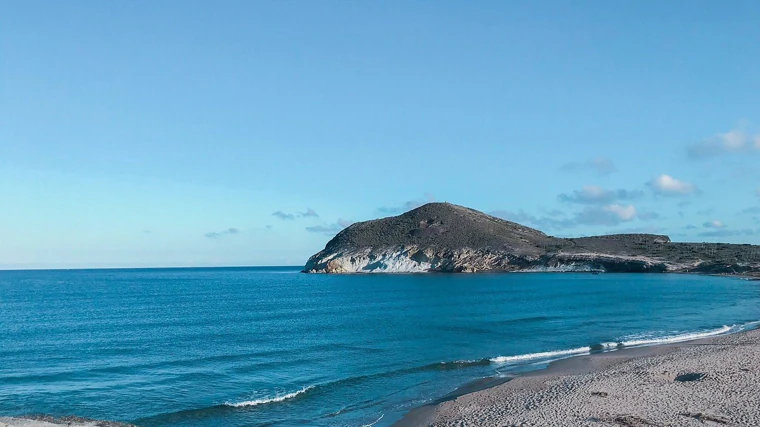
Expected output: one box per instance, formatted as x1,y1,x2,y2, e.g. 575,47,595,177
304,203,760,275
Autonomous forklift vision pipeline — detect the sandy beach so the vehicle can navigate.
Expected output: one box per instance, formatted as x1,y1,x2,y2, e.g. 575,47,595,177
398,328,760,427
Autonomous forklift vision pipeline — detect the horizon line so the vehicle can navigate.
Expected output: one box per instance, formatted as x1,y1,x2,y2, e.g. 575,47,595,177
0,265,303,273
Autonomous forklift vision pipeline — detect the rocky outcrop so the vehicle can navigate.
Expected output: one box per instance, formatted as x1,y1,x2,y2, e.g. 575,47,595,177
304,203,760,275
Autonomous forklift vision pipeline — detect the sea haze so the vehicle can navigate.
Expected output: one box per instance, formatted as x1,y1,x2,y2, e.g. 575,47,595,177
1,268,759,426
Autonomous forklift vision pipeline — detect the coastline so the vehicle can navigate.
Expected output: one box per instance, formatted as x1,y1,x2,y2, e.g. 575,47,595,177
394,326,760,426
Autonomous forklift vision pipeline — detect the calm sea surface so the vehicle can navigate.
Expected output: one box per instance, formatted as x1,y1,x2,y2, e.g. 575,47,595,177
1,268,759,426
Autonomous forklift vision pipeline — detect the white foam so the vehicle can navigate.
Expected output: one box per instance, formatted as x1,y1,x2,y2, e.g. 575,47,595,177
361,414,384,427
225,386,314,408
617,325,733,347
490,346,591,364
490,321,759,366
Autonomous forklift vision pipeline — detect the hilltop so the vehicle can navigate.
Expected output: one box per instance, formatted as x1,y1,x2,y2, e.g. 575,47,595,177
304,203,760,275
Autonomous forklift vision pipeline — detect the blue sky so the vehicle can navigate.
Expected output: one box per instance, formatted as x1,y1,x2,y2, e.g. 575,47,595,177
2,1,760,268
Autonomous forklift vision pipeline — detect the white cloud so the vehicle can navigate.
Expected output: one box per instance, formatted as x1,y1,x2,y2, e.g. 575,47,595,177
688,128,760,159
558,186,643,204
603,204,637,221
494,204,638,229
703,220,725,229
647,174,697,196
719,130,747,150
574,204,638,226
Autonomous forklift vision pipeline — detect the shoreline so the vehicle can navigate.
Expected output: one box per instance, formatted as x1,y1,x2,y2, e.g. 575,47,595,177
393,325,760,426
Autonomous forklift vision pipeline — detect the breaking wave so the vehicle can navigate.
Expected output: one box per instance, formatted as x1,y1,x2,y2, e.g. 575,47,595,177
225,386,315,408
613,325,732,347
490,321,758,365
490,347,590,364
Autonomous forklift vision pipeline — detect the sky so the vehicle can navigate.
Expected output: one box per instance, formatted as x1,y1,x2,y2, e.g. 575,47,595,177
2,1,760,269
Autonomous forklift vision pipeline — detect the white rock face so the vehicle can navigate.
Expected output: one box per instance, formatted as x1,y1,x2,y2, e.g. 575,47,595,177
304,247,434,273
326,251,431,273
303,246,531,273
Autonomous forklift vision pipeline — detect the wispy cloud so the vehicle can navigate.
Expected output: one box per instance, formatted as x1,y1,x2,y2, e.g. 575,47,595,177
300,208,319,218
687,129,760,159
492,203,639,230
702,220,725,229
272,208,320,220
574,204,637,226
272,211,295,220
558,186,643,205
205,228,240,239
377,193,436,215
306,218,355,236
647,174,698,196
560,157,617,176
305,224,341,233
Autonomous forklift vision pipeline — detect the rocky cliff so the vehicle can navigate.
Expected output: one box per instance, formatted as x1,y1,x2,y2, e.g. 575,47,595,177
303,203,760,275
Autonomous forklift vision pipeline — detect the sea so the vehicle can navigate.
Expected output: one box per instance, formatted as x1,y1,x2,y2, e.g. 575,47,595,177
1,267,759,427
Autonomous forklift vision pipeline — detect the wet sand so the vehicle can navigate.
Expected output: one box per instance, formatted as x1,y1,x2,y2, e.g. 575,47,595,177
396,328,760,426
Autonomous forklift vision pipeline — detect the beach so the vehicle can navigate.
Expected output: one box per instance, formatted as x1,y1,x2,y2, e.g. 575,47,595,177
398,328,760,426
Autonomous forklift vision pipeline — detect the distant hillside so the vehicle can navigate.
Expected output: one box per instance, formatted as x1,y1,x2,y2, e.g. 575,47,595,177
304,202,760,275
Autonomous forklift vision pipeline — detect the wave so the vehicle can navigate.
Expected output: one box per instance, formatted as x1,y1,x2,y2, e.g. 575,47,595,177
225,386,314,408
361,414,384,427
490,346,590,364
612,325,732,347
490,320,759,366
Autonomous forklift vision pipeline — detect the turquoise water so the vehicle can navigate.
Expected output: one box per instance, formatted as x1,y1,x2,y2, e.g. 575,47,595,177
1,268,759,426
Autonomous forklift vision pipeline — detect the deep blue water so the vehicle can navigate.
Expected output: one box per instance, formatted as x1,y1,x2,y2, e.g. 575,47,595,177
1,268,760,427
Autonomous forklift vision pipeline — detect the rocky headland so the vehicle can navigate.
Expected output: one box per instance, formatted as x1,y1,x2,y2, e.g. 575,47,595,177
304,203,760,275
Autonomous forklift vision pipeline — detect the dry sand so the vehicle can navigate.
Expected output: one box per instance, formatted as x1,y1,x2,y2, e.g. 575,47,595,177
399,328,760,427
